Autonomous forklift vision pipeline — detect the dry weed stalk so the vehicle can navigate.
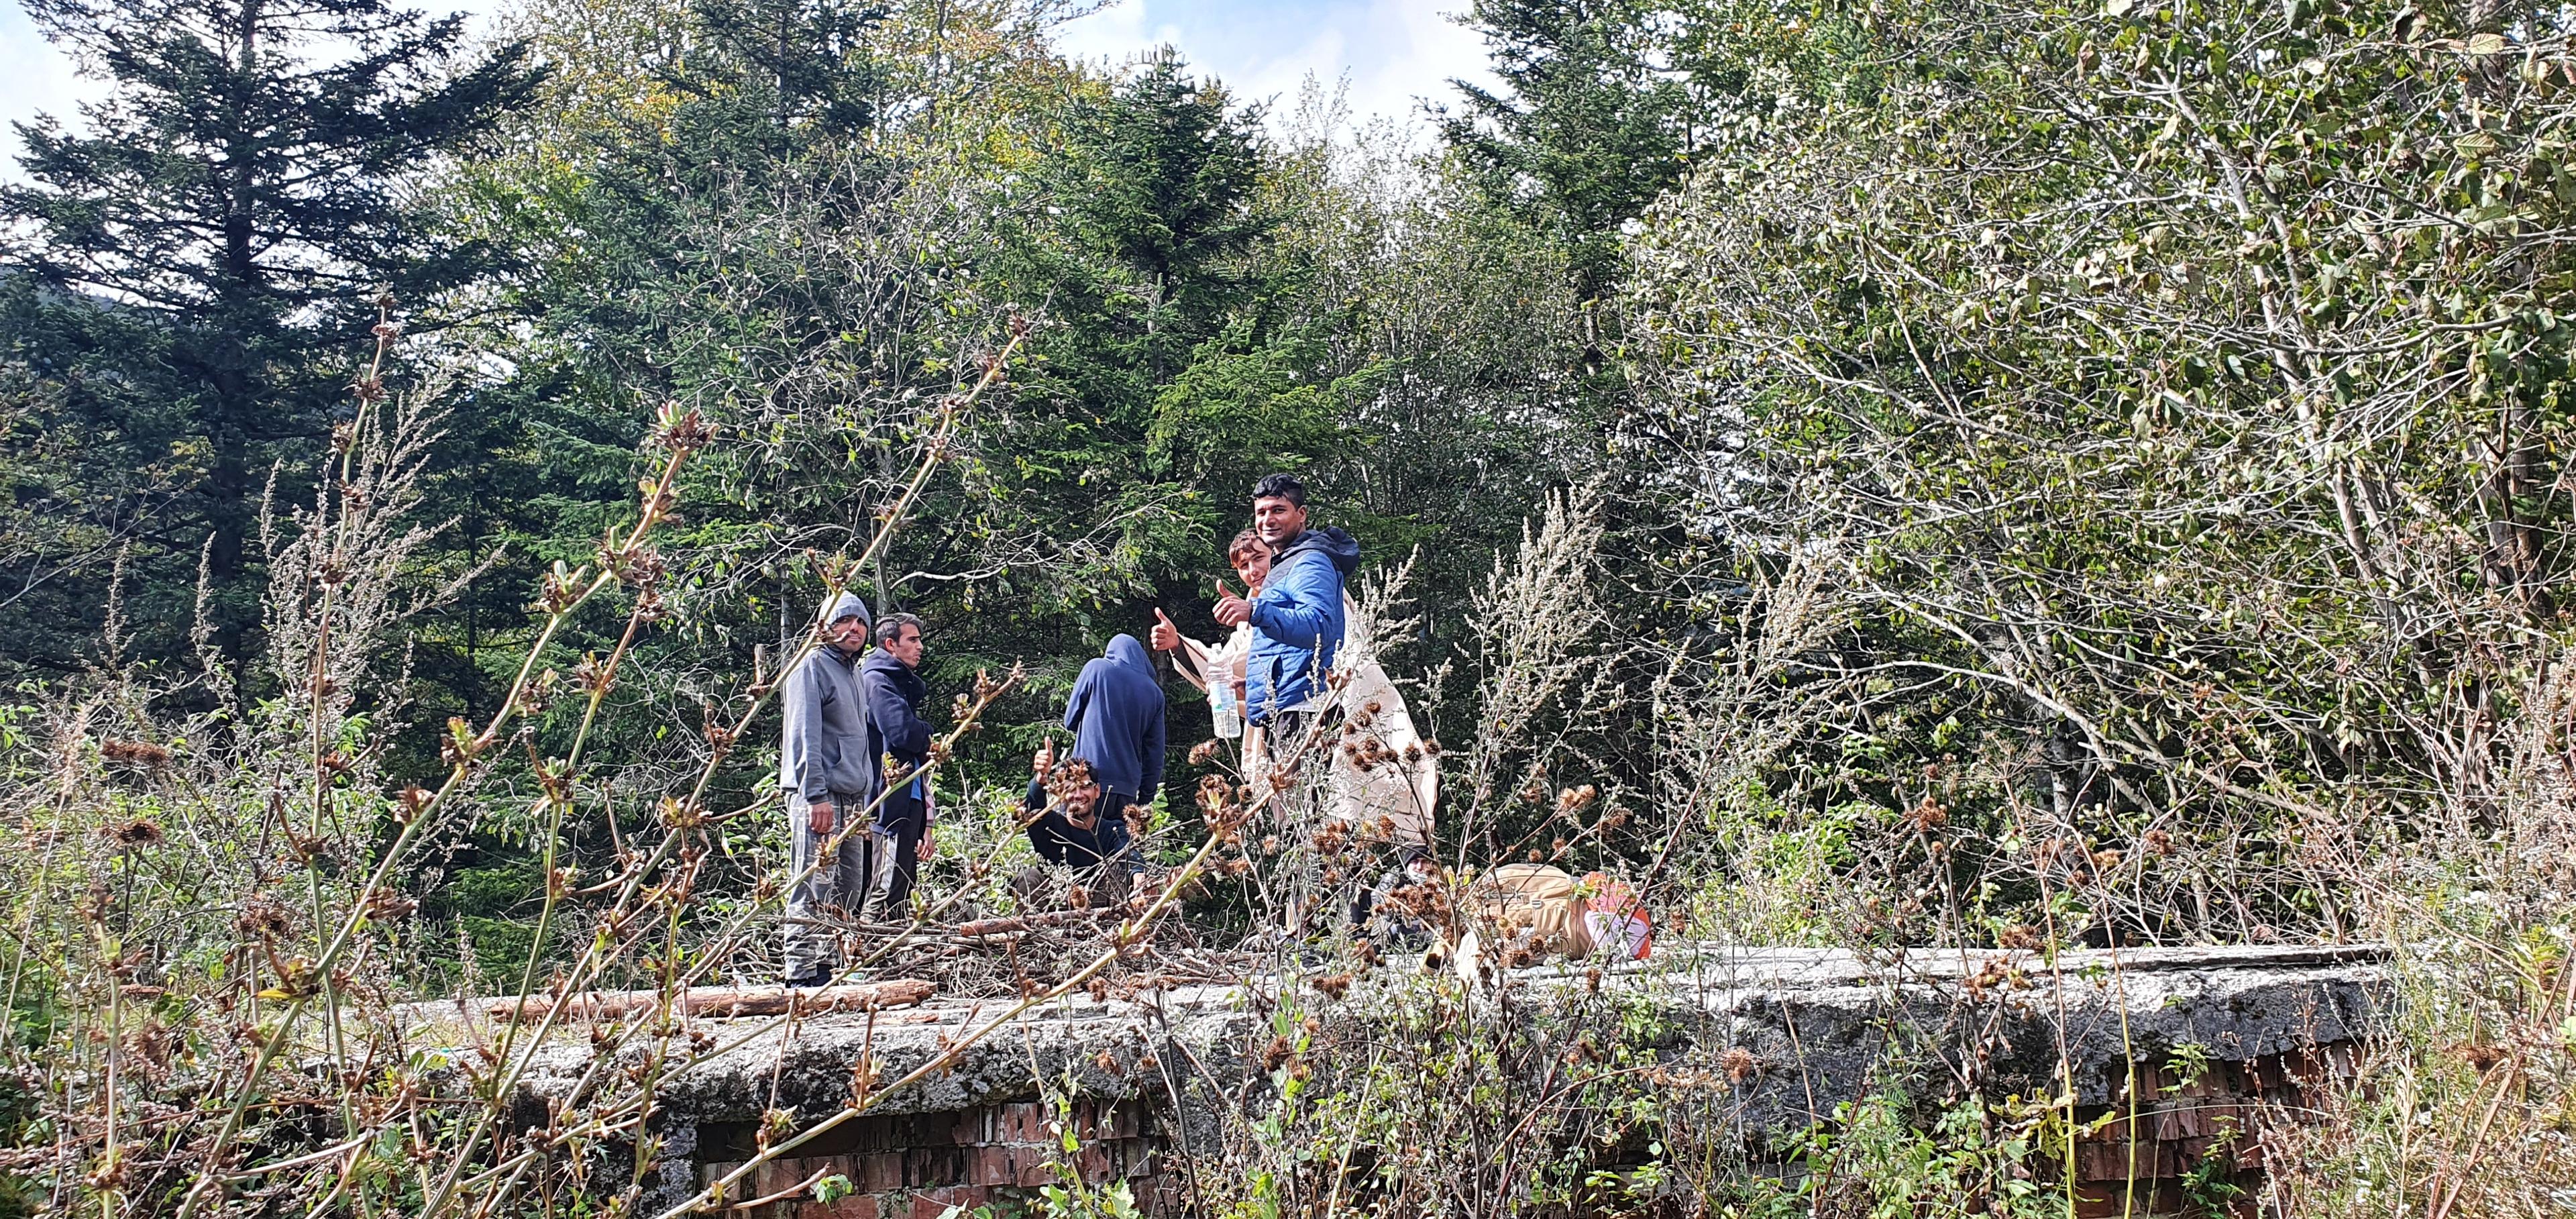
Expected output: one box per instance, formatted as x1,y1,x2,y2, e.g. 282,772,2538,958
0,310,1214,1218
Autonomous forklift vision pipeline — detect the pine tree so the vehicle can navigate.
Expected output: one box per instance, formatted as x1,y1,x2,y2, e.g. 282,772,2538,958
1438,0,1699,302
1004,50,1270,444
688,0,887,146
0,0,541,679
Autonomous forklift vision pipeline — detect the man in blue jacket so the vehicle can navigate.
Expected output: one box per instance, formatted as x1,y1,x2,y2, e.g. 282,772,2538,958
1214,474,1360,938
1214,473,1360,739
859,613,935,920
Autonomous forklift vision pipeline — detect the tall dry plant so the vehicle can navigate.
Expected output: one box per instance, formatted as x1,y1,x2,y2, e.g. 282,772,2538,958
2260,651,2576,1218
0,307,1251,1218
1446,484,1629,870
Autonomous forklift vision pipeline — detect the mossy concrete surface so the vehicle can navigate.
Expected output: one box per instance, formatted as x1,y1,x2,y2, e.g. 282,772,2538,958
405,943,2383,1214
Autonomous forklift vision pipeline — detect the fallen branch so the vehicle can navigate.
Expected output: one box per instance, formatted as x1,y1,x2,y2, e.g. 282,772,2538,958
951,909,1119,939
485,980,934,1022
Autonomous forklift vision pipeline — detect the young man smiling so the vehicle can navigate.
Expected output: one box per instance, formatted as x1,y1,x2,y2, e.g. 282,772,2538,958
1210,474,1363,938
1212,473,1360,735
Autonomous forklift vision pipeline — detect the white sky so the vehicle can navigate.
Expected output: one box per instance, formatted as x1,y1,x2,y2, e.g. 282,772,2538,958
1053,0,1493,130
0,0,1495,174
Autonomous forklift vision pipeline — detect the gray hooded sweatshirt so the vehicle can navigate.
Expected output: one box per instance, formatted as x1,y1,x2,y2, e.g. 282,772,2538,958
778,592,876,803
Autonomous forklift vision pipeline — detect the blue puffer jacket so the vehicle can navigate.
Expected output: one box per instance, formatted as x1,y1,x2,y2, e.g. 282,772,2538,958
861,647,933,827
1246,527,1360,724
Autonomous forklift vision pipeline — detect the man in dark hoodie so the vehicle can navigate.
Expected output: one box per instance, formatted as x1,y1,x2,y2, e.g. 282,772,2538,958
860,612,934,920
1051,633,1165,888
777,592,874,987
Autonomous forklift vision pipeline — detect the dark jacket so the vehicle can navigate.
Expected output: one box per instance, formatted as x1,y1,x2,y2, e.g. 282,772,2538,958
861,648,933,826
1063,634,1167,802
778,592,875,802
1246,527,1360,723
1021,778,1132,869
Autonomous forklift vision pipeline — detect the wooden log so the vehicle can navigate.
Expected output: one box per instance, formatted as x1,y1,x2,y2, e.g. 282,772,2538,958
953,909,1110,939
486,979,935,1022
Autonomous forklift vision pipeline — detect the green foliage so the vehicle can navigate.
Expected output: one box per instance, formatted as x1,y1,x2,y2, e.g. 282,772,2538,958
1726,1091,2051,1217
1212,967,1672,1213
1144,323,1375,484
1440,0,1703,299
1626,0,2576,942
8,0,2576,1210
0,0,541,678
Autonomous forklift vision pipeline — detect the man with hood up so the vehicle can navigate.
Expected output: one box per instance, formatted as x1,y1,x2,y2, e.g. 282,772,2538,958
777,592,875,988
859,613,934,919
1055,633,1166,886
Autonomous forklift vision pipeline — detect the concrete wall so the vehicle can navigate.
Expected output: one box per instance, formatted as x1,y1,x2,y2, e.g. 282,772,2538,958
475,943,2385,1216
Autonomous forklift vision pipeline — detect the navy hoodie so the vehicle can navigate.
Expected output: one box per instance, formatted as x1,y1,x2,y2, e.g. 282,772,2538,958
1063,634,1167,802
1246,527,1361,723
861,647,932,824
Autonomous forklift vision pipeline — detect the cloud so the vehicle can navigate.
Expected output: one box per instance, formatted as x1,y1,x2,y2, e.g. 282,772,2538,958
2,0,1495,180
1051,0,1495,133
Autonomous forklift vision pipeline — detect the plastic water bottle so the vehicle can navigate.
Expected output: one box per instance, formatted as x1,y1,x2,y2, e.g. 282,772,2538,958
1212,683,1242,739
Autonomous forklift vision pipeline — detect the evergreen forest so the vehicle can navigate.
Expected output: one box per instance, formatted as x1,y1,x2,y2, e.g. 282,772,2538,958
4,0,2576,1212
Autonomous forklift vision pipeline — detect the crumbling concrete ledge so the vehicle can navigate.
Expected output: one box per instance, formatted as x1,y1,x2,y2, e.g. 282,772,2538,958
457,943,2384,1214
1638,943,2383,1134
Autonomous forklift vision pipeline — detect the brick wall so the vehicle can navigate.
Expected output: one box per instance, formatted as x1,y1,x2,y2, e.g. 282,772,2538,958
2064,1043,2360,1217
700,1100,1159,1218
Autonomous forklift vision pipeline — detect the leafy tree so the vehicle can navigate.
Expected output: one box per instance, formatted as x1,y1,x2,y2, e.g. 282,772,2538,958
0,0,541,682
1625,0,2576,941
1251,113,1599,666
405,0,904,722
1002,51,1274,441
690,0,888,140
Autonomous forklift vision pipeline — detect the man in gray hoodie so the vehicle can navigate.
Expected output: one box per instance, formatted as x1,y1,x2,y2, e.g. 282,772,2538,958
777,592,875,987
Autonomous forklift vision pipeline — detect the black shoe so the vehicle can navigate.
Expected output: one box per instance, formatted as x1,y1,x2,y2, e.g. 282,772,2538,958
783,970,833,989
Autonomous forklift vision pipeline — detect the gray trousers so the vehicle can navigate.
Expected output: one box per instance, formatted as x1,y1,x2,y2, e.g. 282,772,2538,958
783,793,867,979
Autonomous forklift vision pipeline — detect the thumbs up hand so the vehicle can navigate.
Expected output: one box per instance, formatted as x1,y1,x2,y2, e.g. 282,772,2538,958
1150,607,1181,652
1212,580,1252,628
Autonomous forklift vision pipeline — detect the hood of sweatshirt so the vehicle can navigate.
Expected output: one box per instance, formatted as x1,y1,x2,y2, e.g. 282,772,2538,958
819,591,872,651
1106,632,1152,674
1279,527,1361,576
861,645,928,704
1065,633,1167,799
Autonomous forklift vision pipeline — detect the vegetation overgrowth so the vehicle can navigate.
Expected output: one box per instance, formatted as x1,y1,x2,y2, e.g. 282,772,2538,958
3,0,2576,1212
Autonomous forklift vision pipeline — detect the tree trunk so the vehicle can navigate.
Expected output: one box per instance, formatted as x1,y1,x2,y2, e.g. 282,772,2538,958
205,0,268,677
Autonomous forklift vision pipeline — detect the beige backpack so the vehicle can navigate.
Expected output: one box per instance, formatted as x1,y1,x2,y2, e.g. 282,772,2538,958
1469,864,1593,961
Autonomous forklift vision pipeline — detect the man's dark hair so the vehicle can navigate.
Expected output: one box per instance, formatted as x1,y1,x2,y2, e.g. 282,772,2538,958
875,612,924,646
1251,472,1306,507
